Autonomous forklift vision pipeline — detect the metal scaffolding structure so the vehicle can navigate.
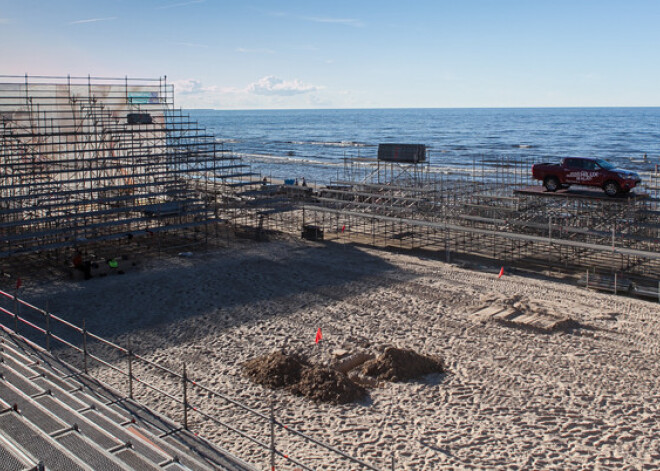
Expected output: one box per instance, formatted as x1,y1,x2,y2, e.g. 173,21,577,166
3,74,658,293
259,157,660,291
0,74,256,259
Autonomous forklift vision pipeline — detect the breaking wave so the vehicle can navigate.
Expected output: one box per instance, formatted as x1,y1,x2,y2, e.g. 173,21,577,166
273,140,372,148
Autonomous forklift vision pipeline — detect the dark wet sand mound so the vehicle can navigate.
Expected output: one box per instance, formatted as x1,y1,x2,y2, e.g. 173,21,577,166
361,347,444,382
243,351,366,404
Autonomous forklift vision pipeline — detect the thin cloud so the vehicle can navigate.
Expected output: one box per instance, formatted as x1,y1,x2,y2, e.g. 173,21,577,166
300,16,364,27
249,7,287,18
158,0,205,9
170,76,323,110
69,17,117,25
236,47,275,54
172,41,209,48
173,78,216,94
172,76,336,109
247,76,320,96
252,8,364,28
0,18,10,24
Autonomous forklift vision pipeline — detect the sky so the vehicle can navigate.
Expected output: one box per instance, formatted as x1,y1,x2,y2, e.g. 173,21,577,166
1,0,659,109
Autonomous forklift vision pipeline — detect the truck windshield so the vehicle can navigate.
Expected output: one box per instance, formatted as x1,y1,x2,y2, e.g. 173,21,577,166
596,159,615,170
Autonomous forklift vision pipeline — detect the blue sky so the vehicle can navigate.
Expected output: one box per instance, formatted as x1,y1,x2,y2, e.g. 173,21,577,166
1,0,659,109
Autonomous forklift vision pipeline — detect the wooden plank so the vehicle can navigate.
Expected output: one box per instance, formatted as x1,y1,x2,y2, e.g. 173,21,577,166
472,305,505,318
471,305,507,322
527,316,555,330
492,308,519,321
510,313,536,325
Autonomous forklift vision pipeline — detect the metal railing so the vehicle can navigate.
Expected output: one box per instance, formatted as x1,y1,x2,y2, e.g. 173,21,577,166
0,289,385,471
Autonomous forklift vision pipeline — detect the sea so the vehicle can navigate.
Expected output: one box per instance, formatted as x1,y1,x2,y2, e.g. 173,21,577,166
188,108,660,184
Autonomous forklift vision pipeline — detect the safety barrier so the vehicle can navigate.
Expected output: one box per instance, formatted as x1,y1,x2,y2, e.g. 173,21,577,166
0,289,386,471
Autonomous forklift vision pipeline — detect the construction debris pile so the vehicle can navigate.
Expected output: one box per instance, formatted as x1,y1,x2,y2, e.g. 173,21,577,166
471,294,582,333
243,350,365,404
361,347,445,382
243,347,445,404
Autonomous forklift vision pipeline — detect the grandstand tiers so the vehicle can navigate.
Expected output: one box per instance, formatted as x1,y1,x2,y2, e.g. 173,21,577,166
0,74,258,259
0,329,255,471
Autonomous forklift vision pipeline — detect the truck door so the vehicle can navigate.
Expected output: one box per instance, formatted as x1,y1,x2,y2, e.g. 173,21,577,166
563,159,582,184
580,160,601,185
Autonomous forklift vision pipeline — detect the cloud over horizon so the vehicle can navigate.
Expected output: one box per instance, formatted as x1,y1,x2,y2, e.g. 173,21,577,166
173,78,217,95
247,76,319,96
170,76,328,108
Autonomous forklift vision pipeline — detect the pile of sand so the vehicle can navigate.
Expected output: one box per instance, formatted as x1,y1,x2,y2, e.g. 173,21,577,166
243,347,443,403
243,351,366,404
291,367,366,404
361,347,445,382
243,350,308,389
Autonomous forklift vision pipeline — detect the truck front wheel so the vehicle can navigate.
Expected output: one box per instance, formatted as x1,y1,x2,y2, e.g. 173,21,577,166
544,176,560,192
603,180,621,197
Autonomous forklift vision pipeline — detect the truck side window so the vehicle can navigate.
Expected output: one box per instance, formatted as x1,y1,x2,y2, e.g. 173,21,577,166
566,159,580,169
583,161,596,170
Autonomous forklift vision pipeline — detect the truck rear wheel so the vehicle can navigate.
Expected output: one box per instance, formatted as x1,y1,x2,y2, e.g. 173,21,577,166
603,180,620,197
543,176,560,192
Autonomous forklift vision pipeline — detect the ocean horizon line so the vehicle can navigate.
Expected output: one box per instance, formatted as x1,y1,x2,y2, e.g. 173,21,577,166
185,105,660,112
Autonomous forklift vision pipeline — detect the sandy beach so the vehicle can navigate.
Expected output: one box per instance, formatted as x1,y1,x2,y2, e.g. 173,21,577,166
21,236,660,470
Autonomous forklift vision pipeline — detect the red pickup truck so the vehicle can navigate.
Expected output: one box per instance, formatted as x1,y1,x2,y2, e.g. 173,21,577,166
532,157,641,196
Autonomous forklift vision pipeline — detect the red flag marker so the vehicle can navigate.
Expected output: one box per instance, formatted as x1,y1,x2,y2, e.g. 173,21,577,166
341,225,346,233
498,267,504,279
315,328,322,343
15,277,22,290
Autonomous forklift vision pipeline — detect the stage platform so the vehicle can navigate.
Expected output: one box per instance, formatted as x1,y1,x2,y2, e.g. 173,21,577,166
514,185,649,201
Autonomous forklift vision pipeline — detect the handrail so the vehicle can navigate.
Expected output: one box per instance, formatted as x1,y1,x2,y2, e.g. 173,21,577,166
132,352,182,379
191,405,315,471
191,381,270,421
132,376,182,404
191,405,271,450
86,331,128,354
16,316,47,335
274,417,379,471
193,377,379,469
86,352,128,377
48,333,82,353
0,290,48,314
0,293,384,470
7,311,48,335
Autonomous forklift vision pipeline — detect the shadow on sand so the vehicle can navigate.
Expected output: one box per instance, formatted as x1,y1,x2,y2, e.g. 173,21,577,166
5,240,417,356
